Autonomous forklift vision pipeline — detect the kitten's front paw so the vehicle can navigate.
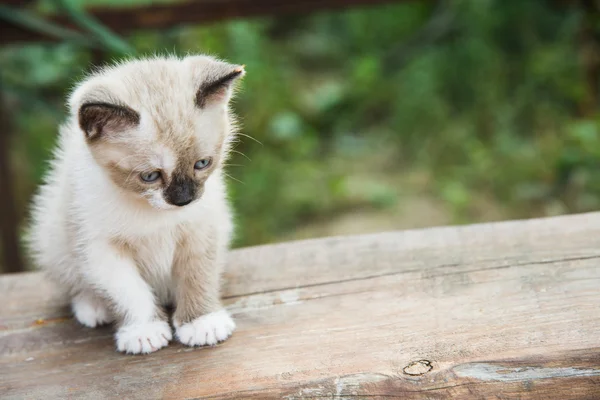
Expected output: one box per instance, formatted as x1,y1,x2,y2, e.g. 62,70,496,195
72,292,114,328
176,309,236,347
116,321,172,354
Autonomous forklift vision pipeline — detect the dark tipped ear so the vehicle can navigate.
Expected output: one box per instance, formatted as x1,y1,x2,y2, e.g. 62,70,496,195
78,102,140,140
195,66,245,108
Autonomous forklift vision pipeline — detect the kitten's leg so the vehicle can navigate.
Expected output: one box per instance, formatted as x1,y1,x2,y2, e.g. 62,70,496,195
72,289,114,328
83,242,172,354
172,229,235,347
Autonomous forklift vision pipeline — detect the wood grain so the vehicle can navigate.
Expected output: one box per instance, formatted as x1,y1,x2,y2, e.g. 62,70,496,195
1,212,600,399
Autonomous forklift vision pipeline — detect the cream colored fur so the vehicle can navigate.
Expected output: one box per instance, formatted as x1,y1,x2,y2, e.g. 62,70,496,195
26,55,244,354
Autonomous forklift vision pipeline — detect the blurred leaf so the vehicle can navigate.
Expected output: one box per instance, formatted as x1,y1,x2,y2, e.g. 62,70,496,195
54,0,134,54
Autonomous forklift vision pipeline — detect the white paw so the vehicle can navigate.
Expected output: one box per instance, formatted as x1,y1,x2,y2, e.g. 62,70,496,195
72,292,114,328
176,309,236,347
115,320,172,354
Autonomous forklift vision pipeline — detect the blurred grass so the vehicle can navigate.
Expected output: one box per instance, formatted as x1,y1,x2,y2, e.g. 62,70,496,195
1,0,599,271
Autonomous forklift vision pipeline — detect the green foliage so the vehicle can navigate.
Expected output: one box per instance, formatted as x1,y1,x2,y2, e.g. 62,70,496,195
1,0,598,255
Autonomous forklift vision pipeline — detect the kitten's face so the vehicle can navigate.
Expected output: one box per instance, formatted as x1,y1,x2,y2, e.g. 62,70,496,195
71,56,244,210
91,126,223,210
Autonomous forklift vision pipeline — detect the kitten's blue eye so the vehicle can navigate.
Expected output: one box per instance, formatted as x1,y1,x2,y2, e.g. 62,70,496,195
194,158,212,170
140,171,161,183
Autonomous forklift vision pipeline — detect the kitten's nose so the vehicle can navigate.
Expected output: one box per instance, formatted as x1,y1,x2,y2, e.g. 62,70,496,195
164,175,196,207
168,191,194,207
173,198,193,207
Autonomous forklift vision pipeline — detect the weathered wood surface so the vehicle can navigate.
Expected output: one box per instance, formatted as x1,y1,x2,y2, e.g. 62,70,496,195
1,212,600,399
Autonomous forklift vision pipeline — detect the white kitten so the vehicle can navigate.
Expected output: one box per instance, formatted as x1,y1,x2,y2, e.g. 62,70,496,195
26,55,245,354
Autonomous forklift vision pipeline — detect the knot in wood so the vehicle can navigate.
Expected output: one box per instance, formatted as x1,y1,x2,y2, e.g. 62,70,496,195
403,360,433,376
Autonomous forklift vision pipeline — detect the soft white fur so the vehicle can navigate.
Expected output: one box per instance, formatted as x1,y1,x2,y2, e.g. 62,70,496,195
175,309,236,347
72,290,114,328
27,55,241,354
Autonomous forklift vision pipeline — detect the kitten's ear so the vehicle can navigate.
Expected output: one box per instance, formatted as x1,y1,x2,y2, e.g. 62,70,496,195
195,65,245,108
78,102,140,140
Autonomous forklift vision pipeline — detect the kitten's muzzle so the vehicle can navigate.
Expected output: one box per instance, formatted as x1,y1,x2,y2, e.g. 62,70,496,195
164,176,198,207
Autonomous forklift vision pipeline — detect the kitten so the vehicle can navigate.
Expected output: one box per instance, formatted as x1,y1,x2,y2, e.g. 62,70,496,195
26,55,245,354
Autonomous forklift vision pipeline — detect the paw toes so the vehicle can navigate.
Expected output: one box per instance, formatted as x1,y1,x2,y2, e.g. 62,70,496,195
176,309,235,347
116,321,172,354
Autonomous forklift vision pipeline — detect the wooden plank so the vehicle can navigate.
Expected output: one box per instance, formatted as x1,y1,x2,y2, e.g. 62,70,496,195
1,212,600,399
1,0,411,44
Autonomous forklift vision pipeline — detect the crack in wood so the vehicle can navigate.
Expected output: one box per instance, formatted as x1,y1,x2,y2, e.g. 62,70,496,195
453,363,600,382
223,253,600,300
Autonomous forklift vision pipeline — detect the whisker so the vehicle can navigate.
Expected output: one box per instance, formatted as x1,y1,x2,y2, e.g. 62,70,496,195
224,173,245,185
236,132,263,146
125,168,141,182
230,149,252,161
125,161,153,182
114,154,138,168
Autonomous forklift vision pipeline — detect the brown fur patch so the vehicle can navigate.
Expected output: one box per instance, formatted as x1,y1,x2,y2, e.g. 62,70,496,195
106,161,154,196
79,102,140,140
172,224,225,325
108,238,168,325
195,69,244,108
89,126,219,207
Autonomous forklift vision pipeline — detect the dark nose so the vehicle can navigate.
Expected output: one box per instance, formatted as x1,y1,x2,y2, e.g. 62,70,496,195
173,197,193,207
164,175,196,207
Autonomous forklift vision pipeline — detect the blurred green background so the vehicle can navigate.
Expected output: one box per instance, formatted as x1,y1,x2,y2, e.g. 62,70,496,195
1,0,599,273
